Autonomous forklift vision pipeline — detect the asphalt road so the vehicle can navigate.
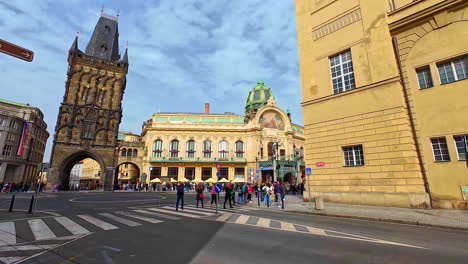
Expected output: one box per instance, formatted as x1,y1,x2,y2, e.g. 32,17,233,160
0,191,467,264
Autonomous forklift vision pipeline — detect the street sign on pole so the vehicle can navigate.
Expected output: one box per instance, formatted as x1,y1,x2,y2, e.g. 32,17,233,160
215,163,221,171
306,167,312,176
216,172,220,177
214,184,222,194
0,39,34,62
306,167,312,209
256,169,259,174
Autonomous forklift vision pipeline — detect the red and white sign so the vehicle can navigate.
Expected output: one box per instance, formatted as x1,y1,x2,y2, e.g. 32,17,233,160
0,39,34,62
316,162,326,167
215,163,221,171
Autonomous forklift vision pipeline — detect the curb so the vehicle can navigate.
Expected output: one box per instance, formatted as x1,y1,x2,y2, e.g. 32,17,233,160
247,205,468,231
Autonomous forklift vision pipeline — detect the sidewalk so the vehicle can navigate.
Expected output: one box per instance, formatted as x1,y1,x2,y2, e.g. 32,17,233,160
249,195,468,231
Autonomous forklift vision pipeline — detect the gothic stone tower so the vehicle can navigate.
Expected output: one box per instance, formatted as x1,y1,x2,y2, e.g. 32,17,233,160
49,13,128,191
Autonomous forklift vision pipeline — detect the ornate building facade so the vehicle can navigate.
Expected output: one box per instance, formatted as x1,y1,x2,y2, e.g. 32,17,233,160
118,82,305,184
48,12,129,191
295,0,468,208
0,99,49,184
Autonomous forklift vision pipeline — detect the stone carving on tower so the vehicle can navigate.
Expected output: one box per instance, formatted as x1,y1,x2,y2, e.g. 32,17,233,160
49,12,129,191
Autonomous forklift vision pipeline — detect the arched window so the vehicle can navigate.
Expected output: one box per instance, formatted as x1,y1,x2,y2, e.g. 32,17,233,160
121,148,126,156
127,148,132,156
186,140,196,158
267,142,274,159
235,141,244,158
203,140,212,158
170,140,179,158
133,149,138,157
218,140,229,158
152,140,163,158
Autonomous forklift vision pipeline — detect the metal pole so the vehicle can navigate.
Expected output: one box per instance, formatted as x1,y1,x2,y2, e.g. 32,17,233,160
157,184,160,207
463,136,468,168
308,174,312,210
281,193,284,209
8,195,15,212
33,166,42,215
257,187,260,206
28,195,35,214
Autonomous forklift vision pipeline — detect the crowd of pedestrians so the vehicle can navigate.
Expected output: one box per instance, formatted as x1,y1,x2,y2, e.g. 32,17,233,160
0,182,46,193
174,181,305,210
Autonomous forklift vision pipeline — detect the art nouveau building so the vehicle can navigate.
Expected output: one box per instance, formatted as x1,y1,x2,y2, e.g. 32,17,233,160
119,81,305,183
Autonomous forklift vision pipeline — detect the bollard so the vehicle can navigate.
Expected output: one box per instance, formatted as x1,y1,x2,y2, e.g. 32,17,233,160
257,191,260,206
315,196,324,210
267,195,270,208
28,195,35,214
8,195,16,212
281,195,284,209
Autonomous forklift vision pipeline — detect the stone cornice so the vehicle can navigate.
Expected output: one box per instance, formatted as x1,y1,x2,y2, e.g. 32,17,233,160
388,0,466,33
301,77,401,107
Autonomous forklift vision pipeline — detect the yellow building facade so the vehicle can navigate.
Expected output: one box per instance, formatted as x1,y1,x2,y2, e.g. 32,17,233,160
295,0,468,208
131,82,305,184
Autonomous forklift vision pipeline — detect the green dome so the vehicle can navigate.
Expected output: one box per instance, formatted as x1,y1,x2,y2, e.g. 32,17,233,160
245,81,275,114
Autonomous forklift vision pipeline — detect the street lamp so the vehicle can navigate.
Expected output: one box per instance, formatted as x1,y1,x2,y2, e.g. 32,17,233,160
255,156,259,183
272,142,281,182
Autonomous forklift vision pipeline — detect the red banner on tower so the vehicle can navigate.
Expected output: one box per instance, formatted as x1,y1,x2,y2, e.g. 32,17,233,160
17,121,29,156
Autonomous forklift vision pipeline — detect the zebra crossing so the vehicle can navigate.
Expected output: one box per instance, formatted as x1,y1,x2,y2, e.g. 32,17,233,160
0,205,256,248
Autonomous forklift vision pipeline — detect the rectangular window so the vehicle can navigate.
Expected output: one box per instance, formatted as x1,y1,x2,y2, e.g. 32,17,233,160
453,135,468,160
81,122,94,139
437,55,468,84
202,168,212,181
2,144,12,156
185,167,195,180
0,117,5,126
342,145,364,166
431,137,450,162
416,67,433,89
219,167,229,180
6,133,16,141
168,167,178,178
330,50,355,94
150,167,161,179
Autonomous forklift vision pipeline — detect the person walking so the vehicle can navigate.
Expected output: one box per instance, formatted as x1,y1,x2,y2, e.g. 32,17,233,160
247,184,253,203
196,184,204,208
224,183,233,209
175,182,184,211
210,184,217,206
262,183,271,206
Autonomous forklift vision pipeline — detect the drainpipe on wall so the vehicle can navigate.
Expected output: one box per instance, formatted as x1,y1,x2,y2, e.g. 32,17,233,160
391,36,433,208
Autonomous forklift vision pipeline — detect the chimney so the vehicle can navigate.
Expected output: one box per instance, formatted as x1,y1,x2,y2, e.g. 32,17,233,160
205,103,210,114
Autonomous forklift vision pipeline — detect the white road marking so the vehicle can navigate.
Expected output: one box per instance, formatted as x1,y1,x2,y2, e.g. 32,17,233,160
234,215,250,225
0,222,16,246
28,219,56,240
256,218,271,228
54,217,90,235
0,256,26,264
281,222,297,232
98,213,142,227
216,213,233,222
115,211,163,224
134,209,180,220
77,215,118,230
148,208,206,218
162,206,214,216
0,244,58,252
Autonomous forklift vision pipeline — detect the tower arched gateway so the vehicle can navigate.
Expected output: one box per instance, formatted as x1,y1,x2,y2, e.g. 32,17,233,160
49,12,129,191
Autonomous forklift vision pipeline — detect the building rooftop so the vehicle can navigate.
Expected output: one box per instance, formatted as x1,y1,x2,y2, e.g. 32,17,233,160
0,98,35,108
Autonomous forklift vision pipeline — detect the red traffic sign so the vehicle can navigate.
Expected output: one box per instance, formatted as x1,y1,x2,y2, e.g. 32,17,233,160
0,39,34,62
215,163,221,171
316,162,326,167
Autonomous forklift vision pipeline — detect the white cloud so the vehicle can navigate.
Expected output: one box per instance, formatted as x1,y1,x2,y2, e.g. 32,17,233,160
0,0,302,162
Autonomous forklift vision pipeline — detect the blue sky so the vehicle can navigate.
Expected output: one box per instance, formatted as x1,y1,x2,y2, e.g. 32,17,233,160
0,0,302,161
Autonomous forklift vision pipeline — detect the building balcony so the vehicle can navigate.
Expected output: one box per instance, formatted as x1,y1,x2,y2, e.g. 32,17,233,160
148,156,247,163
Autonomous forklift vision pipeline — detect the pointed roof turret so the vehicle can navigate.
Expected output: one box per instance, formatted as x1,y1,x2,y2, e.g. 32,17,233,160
122,41,128,63
85,12,120,61
70,30,79,51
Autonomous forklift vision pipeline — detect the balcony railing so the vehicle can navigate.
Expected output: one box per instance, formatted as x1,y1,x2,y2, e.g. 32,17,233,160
148,156,247,163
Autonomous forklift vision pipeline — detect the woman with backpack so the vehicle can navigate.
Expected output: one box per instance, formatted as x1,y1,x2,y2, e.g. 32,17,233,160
196,183,204,208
